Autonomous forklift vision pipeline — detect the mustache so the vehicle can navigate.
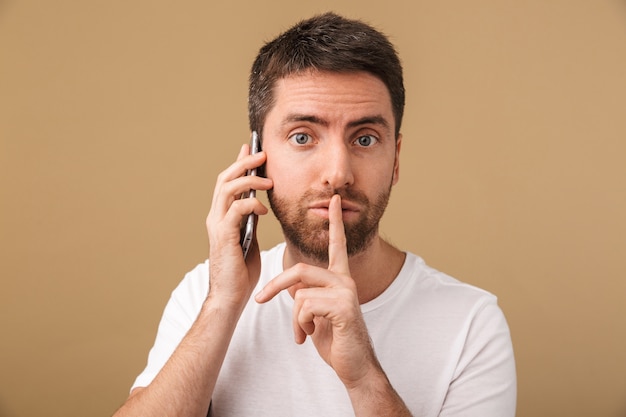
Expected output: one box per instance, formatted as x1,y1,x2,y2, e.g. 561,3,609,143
300,187,369,205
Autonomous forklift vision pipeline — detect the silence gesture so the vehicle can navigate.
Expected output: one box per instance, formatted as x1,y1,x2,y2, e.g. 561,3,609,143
255,194,380,388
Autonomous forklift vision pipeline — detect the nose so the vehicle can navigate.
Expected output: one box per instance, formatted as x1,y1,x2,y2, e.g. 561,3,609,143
319,139,354,189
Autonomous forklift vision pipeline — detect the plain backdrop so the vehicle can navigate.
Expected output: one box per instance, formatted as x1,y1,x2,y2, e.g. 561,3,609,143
1,1,625,416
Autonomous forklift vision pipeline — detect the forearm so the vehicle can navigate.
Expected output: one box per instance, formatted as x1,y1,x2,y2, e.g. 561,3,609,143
347,366,412,417
114,299,244,417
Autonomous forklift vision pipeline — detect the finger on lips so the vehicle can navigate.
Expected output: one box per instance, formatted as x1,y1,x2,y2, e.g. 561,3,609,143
255,194,352,304
328,194,350,275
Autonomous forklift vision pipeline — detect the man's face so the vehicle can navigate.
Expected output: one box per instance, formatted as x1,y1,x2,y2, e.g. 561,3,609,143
261,71,401,263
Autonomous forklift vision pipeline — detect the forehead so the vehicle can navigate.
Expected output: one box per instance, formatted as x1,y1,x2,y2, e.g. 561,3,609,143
269,71,394,125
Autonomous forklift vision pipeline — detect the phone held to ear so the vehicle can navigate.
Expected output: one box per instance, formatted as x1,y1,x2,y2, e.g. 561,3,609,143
240,131,261,259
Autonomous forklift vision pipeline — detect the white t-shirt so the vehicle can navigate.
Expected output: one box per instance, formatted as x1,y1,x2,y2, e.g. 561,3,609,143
132,243,516,416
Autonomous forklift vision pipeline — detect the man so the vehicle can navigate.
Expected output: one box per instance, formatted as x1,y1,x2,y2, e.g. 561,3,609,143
115,12,516,417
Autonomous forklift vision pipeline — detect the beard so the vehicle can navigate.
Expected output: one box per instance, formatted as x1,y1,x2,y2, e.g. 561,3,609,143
268,185,392,264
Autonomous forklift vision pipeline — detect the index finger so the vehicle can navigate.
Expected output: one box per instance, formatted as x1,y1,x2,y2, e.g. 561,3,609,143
327,194,350,275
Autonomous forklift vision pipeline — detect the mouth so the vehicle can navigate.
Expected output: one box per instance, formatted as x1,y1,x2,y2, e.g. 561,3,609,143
308,199,360,219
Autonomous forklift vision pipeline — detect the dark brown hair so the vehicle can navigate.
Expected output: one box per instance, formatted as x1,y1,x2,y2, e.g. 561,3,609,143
248,12,405,138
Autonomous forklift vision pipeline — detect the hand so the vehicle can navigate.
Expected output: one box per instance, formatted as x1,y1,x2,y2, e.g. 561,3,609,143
205,142,273,308
255,195,379,388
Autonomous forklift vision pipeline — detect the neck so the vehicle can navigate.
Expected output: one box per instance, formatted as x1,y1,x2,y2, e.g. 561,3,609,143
283,235,406,304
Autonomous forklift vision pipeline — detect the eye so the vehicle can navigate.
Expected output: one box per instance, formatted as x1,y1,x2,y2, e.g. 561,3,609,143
289,133,312,145
355,135,377,147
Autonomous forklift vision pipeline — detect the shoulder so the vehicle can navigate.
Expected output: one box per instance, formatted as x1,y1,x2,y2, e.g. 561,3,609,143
401,252,498,307
385,252,511,343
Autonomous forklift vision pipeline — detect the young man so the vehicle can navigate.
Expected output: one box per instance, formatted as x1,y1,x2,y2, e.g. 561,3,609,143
115,13,516,417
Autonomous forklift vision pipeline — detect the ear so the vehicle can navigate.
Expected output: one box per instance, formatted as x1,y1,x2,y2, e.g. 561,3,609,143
392,134,402,185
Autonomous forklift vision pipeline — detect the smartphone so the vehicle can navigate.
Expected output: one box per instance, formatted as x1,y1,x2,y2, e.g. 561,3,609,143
240,131,261,259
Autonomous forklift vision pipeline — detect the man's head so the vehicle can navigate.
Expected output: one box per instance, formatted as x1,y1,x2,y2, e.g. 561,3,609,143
250,14,404,264
248,12,405,139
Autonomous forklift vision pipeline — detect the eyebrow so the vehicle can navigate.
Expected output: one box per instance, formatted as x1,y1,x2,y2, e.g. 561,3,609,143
283,114,329,127
347,115,390,130
282,114,390,130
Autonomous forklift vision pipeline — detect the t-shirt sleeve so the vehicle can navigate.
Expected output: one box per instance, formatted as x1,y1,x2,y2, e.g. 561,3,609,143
130,261,209,391
439,298,517,416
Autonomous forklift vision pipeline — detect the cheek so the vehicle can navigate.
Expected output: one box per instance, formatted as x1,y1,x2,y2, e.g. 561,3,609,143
265,158,304,196
356,162,393,185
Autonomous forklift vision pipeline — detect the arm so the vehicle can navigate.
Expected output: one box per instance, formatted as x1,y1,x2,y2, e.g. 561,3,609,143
440,301,517,416
117,299,245,417
114,144,272,417
255,195,411,416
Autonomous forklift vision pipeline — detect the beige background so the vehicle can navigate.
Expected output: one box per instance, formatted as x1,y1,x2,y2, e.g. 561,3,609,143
1,1,625,416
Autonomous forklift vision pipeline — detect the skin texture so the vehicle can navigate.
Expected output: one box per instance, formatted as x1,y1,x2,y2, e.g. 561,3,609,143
114,70,410,417
263,71,399,264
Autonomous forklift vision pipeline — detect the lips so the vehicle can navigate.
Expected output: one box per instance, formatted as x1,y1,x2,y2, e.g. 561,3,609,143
308,198,361,221
310,199,359,210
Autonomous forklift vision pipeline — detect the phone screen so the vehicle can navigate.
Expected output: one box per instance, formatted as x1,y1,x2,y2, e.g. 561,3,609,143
240,131,260,258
